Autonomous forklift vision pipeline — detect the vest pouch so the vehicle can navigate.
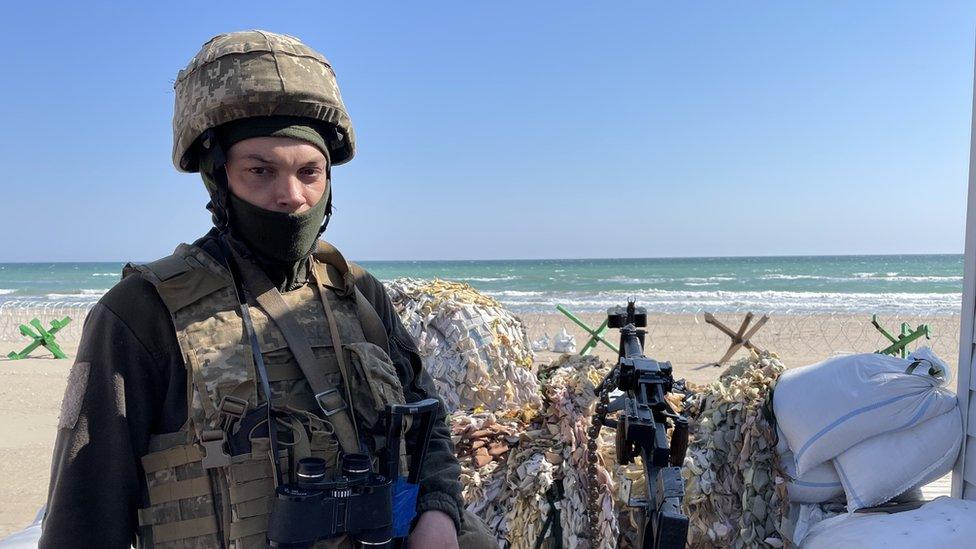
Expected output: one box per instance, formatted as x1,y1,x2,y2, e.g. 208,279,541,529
137,439,220,548
310,429,341,475
225,437,291,549
344,342,407,434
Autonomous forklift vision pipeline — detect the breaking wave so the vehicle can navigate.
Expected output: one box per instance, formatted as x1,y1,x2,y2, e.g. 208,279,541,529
456,275,522,282
491,289,962,315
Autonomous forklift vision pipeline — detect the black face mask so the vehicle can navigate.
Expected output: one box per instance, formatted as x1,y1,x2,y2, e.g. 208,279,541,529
227,189,331,264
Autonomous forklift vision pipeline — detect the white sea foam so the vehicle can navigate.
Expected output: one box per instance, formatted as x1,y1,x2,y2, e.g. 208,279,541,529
760,274,835,281
597,276,667,284
0,289,16,295
491,289,962,315
91,273,119,277
45,289,108,300
485,290,546,297
456,275,522,282
762,273,962,283
877,275,961,282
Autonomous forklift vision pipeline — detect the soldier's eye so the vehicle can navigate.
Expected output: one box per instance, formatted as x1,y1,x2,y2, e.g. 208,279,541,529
249,167,269,176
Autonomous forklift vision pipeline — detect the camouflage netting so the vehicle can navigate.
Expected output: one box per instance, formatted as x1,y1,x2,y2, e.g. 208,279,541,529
386,278,541,415
390,279,793,547
682,353,791,548
447,351,790,549
451,355,621,549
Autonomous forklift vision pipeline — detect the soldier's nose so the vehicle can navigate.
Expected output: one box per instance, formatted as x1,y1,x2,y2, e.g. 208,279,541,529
276,177,307,212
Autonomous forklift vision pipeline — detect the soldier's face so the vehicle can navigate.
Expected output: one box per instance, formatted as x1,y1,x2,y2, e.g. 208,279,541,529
224,137,329,214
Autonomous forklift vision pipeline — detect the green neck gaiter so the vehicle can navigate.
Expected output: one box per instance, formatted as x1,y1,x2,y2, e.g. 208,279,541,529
228,192,330,291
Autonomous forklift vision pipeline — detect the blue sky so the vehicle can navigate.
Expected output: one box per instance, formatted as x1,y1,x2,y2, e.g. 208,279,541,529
1,1,974,261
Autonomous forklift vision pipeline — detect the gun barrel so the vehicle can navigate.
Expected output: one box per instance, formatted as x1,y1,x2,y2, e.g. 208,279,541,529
621,329,644,359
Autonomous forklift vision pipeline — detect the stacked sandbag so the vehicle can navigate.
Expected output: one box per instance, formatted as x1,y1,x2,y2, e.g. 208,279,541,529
774,427,844,504
773,348,960,511
801,497,976,548
386,278,541,415
682,353,791,549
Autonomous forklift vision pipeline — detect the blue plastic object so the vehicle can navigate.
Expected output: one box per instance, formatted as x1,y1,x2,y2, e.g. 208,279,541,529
392,477,420,538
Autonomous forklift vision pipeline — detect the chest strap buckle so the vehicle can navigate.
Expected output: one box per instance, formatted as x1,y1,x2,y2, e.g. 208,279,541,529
218,395,249,431
200,429,231,469
315,388,348,417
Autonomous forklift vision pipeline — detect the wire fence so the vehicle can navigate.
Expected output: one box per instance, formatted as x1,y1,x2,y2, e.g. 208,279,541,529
0,301,95,343
517,309,962,370
0,300,962,372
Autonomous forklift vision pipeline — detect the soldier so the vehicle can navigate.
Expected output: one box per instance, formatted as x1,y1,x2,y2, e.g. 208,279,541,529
40,30,495,548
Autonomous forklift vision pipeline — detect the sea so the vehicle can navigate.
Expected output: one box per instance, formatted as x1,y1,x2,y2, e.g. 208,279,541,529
0,254,963,316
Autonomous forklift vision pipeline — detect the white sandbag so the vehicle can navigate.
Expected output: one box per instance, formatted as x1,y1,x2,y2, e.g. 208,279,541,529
800,497,976,549
783,450,845,504
776,427,844,504
833,406,961,511
790,502,844,546
530,333,551,352
773,352,955,476
907,346,952,380
552,328,576,353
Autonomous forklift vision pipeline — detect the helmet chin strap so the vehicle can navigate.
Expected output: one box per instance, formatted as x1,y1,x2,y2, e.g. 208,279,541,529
316,165,334,240
201,129,234,234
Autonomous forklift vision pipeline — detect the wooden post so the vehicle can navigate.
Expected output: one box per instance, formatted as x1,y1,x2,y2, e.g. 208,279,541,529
699,312,769,367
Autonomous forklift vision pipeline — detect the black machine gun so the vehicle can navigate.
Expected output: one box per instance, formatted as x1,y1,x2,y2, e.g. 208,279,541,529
587,300,689,549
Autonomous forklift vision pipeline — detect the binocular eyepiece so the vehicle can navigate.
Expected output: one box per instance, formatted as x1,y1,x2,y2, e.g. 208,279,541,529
295,453,372,495
268,453,394,548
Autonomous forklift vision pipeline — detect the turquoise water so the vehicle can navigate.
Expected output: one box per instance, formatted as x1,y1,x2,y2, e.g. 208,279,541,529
0,255,963,314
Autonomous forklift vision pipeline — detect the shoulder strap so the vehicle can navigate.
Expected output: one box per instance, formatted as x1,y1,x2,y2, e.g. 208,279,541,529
354,287,390,357
312,241,355,296
230,247,361,455
122,245,230,314
316,242,391,356
123,254,191,283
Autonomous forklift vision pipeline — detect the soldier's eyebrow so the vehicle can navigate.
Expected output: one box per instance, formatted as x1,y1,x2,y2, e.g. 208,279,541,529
243,154,276,164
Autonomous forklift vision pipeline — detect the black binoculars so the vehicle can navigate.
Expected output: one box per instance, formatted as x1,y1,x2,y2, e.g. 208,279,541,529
266,398,441,548
267,453,394,548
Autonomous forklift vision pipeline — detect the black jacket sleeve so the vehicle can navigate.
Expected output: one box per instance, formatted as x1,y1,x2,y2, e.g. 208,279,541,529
350,266,465,531
40,277,181,549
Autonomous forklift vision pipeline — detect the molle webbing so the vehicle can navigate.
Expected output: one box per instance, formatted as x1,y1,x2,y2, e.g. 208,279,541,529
231,247,361,455
127,240,395,548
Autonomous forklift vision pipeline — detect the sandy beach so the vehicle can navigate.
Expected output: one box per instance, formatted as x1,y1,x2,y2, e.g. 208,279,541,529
0,312,962,538
0,343,72,538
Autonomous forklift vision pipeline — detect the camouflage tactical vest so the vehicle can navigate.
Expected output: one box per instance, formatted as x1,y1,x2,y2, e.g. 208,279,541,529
123,241,406,548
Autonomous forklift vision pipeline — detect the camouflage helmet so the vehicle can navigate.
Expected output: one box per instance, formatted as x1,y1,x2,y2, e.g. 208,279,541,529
172,30,355,172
